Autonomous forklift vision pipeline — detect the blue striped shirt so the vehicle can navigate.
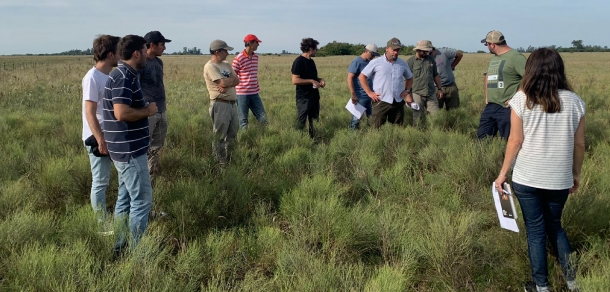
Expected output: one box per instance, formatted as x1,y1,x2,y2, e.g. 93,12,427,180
102,61,149,162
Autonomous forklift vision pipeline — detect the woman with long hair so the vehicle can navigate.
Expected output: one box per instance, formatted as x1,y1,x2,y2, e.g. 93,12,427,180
494,48,586,292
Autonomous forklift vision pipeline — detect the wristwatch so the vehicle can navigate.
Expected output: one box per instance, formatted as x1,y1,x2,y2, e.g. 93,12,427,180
405,89,412,94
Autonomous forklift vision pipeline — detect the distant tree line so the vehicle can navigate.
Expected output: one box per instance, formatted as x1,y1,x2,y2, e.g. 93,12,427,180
169,47,203,55
316,41,415,56
476,40,610,54
17,39,610,56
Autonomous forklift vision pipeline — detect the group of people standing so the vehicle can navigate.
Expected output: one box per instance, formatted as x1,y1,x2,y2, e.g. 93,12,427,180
346,38,464,129
81,30,586,291
81,32,169,257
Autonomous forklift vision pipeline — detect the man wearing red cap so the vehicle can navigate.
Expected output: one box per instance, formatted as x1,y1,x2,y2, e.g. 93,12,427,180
232,34,268,129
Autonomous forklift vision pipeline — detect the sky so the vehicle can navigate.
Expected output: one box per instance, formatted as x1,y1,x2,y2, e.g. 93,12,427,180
1,0,608,55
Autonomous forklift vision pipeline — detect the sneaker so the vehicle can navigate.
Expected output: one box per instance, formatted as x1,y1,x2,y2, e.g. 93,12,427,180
567,280,580,292
97,220,114,236
149,210,168,220
524,282,550,292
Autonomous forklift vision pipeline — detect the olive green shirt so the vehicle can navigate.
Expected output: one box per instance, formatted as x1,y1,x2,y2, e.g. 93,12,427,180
486,49,527,105
407,55,439,96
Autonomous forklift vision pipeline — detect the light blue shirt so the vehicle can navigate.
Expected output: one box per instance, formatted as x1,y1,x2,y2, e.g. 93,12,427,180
360,54,413,104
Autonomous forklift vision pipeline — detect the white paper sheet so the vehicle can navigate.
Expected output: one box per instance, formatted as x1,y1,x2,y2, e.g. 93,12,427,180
491,183,519,233
345,99,366,119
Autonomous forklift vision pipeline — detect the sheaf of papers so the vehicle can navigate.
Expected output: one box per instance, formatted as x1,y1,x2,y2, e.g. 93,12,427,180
491,183,519,233
345,99,366,119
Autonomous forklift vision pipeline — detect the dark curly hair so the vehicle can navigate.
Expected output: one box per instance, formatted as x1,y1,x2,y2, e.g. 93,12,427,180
300,38,319,53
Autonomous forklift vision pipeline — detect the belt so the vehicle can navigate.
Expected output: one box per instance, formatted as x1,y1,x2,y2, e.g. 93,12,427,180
213,98,236,104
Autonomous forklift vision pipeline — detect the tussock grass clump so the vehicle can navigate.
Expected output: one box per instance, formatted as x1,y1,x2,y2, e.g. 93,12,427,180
2,54,610,291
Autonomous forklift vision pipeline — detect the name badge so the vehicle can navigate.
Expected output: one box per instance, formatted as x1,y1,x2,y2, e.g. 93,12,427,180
487,75,498,81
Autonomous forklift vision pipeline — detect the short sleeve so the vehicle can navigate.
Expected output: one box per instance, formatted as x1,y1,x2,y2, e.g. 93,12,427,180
231,56,241,73
110,75,133,106
514,54,527,77
509,91,526,118
360,60,375,78
445,48,457,59
291,57,303,76
347,59,359,74
83,75,98,102
205,62,225,82
402,61,413,79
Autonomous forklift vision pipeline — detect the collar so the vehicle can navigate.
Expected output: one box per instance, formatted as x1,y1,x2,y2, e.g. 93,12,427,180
242,49,256,58
118,61,138,76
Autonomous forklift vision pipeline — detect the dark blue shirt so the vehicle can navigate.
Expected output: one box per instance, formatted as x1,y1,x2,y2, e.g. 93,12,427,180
348,56,373,99
103,61,149,162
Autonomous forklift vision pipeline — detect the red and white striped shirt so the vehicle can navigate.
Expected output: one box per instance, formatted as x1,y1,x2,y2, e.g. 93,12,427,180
232,50,260,95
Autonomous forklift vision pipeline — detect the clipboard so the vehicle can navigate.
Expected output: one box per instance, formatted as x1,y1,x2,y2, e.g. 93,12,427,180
491,182,519,232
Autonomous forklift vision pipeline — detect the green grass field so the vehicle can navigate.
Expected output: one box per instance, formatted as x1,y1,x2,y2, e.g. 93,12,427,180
1,53,609,291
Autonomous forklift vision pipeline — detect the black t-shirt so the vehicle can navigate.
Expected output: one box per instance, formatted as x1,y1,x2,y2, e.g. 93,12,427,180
291,55,320,100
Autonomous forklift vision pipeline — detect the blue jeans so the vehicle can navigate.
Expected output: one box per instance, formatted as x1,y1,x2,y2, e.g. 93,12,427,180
237,93,267,129
112,154,153,252
513,182,575,288
350,96,372,129
85,144,112,222
477,103,511,140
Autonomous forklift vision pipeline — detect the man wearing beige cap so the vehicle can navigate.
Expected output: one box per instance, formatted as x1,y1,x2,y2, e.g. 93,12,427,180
347,44,380,129
407,40,443,127
203,40,240,164
477,30,526,140
359,37,413,128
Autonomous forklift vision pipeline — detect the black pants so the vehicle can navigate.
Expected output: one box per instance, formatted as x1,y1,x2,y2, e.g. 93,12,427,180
296,97,320,138
371,100,405,128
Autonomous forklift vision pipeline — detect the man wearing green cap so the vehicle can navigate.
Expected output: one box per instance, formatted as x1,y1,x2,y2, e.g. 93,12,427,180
359,37,413,128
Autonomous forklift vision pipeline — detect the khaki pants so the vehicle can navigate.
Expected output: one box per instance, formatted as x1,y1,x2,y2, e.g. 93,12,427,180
147,112,168,174
209,101,239,164
412,93,439,126
438,82,460,110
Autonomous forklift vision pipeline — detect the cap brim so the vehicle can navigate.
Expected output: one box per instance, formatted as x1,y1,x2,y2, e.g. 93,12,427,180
225,46,234,51
415,46,432,51
164,39,172,43
481,39,486,43
371,52,380,56
389,46,401,50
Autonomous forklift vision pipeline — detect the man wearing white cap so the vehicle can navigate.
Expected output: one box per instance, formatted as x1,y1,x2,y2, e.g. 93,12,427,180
407,40,443,126
232,34,267,129
204,40,240,164
347,44,380,129
477,30,526,140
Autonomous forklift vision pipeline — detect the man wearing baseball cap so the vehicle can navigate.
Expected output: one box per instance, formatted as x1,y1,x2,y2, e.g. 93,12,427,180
232,34,268,129
407,40,443,127
359,37,413,128
204,40,240,164
477,30,526,140
140,31,171,178
347,43,380,129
